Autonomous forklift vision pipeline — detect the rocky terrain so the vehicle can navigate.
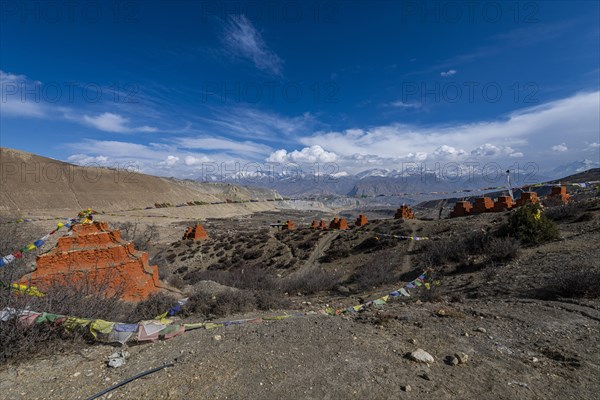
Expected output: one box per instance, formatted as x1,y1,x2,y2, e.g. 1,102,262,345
1,187,599,399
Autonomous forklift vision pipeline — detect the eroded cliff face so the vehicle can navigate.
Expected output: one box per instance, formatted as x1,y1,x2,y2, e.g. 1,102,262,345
20,222,160,302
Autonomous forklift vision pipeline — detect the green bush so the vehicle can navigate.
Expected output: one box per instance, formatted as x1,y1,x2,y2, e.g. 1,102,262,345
497,203,559,245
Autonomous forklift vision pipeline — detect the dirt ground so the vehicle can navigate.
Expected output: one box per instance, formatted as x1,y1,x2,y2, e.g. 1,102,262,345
1,199,599,399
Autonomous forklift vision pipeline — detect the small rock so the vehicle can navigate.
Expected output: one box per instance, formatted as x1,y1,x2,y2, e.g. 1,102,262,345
415,300,422,305
420,372,432,381
213,335,222,341
107,358,125,368
107,350,129,368
109,350,130,359
408,338,417,345
410,348,435,364
531,357,539,363
335,285,350,294
72,372,81,377
448,356,459,366
455,352,469,364
508,381,529,388
475,327,487,333
401,384,412,392
462,332,469,337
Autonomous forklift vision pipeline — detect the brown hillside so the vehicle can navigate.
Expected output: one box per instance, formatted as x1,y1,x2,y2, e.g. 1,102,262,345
0,148,280,214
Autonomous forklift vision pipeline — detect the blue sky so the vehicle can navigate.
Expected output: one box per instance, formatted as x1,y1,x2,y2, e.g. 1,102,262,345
1,0,599,179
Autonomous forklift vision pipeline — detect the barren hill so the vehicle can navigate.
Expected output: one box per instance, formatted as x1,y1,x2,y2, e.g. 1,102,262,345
0,148,281,214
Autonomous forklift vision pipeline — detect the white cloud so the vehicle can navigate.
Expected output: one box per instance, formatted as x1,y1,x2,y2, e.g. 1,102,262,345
470,143,521,157
585,142,599,151
0,70,47,117
160,155,180,166
433,145,466,158
67,154,111,166
222,15,283,76
389,100,422,109
0,70,160,134
184,155,212,166
551,143,568,152
81,112,157,133
266,145,338,164
440,69,457,77
299,91,598,168
202,108,315,141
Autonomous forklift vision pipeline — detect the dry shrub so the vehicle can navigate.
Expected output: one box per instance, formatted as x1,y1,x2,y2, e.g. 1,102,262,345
184,267,278,291
0,219,45,281
320,246,350,263
485,237,519,262
254,290,291,311
347,263,398,291
281,268,340,294
186,289,255,319
354,236,397,253
545,202,590,223
548,270,600,299
422,238,469,266
168,275,186,290
421,232,518,269
242,249,264,260
0,271,135,365
418,283,442,303
116,222,160,251
130,292,178,321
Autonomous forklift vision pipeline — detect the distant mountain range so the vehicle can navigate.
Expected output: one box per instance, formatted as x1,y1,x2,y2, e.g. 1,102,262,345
198,160,598,204
551,159,600,177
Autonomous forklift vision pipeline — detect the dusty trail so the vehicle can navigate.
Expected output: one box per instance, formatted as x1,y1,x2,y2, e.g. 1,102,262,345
400,219,418,273
301,231,340,271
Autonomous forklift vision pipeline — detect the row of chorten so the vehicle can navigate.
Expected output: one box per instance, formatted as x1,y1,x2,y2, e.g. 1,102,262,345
449,186,570,218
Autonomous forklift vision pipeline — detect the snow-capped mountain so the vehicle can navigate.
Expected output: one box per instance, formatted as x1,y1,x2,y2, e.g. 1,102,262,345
551,159,600,178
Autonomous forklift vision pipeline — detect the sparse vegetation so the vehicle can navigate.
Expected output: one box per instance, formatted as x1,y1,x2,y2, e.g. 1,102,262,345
421,231,519,270
0,275,135,364
545,201,595,223
186,289,279,319
346,263,398,291
131,292,178,320
485,237,520,262
116,222,160,251
548,270,600,299
281,268,341,294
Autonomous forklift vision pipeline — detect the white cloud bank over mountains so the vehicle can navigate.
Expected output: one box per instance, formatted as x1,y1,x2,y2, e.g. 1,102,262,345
59,90,598,178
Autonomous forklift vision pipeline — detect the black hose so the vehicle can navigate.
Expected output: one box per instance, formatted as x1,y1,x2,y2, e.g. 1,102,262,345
85,363,175,400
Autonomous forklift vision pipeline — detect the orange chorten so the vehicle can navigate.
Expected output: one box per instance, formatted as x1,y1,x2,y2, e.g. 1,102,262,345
492,196,515,212
183,224,208,240
311,219,328,230
548,186,570,204
282,220,297,230
394,205,414,220
516,192,539,207
329,217,349,230
471,197,494,214
449,201,472,218
355,214,368,227
20,222,160,302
